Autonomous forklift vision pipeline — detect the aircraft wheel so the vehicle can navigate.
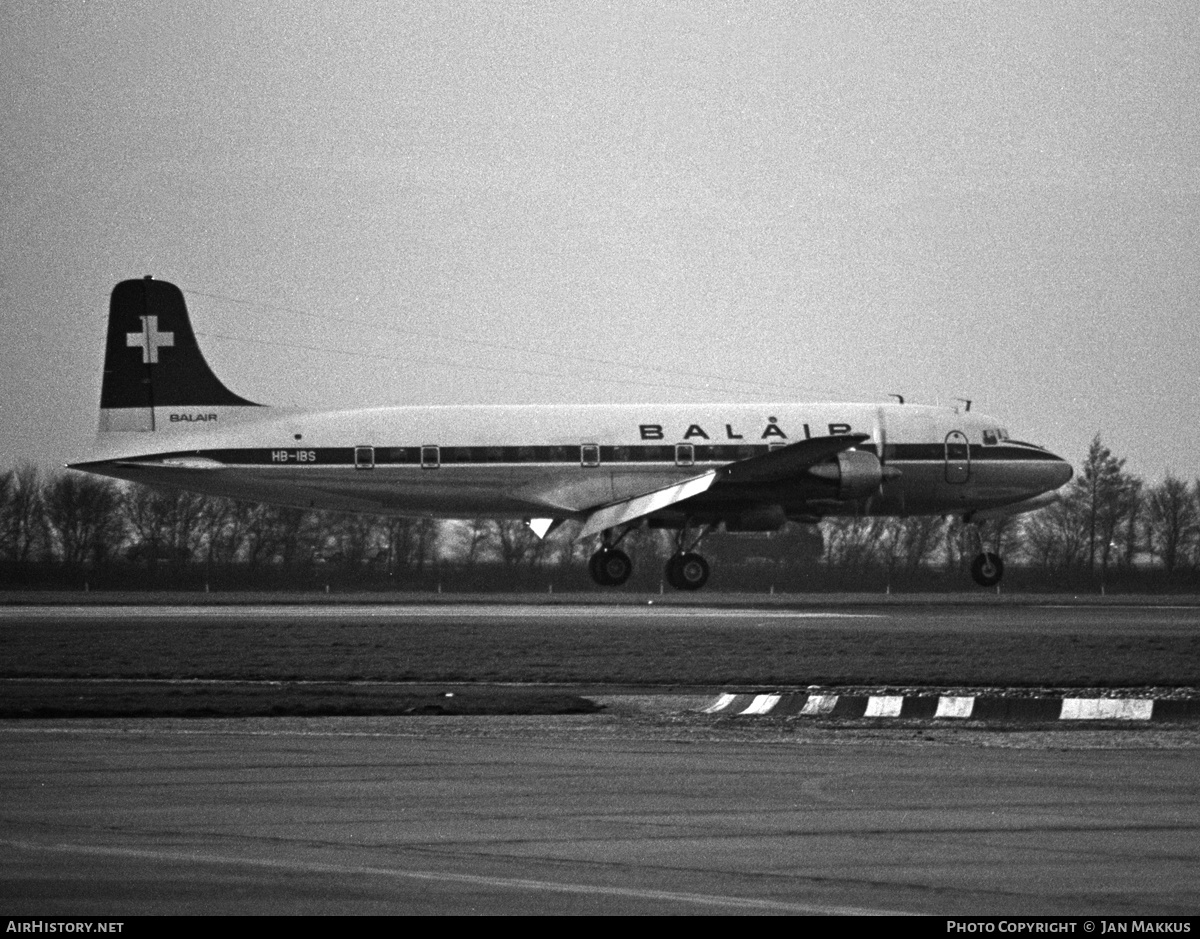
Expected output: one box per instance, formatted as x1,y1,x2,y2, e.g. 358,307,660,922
970,551,1004,587
667,552,709,591
590,549,632,587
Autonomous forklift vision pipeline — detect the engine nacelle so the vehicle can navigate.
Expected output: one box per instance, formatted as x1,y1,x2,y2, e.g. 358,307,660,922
808,449,884,501
724,504,788,532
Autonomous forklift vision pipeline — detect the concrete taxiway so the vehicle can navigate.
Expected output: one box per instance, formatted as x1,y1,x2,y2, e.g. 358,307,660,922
2,715,1198,916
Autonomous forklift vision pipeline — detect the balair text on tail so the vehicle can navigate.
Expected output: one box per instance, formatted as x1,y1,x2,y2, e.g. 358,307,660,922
99,276,262,433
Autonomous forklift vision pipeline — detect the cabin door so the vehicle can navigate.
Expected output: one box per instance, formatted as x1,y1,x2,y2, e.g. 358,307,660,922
944,431,970,484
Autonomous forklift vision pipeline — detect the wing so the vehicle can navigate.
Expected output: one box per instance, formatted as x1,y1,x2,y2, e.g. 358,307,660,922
715,434,870,483
575,434,870,540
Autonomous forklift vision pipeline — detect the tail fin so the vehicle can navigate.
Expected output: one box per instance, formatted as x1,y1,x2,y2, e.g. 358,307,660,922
99,277,264,432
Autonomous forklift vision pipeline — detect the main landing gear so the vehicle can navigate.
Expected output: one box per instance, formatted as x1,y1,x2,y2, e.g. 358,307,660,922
664,522,713,590
588,525,634,586
589,547,633,586
665,552,709,591
587,523,713,591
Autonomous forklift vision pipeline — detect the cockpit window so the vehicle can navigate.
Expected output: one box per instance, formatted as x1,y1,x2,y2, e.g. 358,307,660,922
982,428,1010,446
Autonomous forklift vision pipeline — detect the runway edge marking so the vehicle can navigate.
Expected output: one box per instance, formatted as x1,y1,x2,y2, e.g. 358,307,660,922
701,693,1200,721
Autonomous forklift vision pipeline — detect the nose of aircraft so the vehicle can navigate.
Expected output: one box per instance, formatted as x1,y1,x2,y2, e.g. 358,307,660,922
1047,451,1074,489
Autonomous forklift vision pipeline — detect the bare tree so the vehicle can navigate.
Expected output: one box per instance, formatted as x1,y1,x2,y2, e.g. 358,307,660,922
1145,475,1199,574
379,516,441,577
550,521,591,573
451,519,493,569
1020,489,1090,573
260,505,323,572
321,513,386,572
120,485,208,573
821,517,882,572
880,515,947,575
0,464,48,565
1076,435,1141,578
199,498,258,571
494,520,544,569
42,473,124,570
1116,477,1144,569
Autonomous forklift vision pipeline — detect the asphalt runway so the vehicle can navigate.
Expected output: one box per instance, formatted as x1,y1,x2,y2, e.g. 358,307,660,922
2,716,1199,916
6,600,1200,689
4,599,1200,635
2,600,1198,915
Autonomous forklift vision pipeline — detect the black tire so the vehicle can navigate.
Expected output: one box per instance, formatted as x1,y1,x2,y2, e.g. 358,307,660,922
590,549,632,587
667,552,709,591
589,551,612,586
971,551,1004,587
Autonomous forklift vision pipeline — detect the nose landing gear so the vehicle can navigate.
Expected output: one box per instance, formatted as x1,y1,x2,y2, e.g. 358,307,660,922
970,551,1004,587
965,519,1005,587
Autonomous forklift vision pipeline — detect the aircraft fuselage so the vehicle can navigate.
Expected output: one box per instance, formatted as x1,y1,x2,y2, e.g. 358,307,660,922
77,401,1071,525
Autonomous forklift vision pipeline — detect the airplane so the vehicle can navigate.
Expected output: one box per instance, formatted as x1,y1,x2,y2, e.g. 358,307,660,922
71,277,1074,590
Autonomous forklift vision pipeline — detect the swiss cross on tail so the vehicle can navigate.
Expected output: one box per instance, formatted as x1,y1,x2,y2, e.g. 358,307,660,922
126,316,174,363
98,277,262,429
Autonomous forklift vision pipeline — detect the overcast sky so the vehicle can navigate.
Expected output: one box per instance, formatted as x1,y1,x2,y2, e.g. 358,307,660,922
2,2,1198,483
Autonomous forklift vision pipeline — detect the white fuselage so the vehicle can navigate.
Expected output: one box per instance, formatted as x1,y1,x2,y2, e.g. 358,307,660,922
77,402,1073,524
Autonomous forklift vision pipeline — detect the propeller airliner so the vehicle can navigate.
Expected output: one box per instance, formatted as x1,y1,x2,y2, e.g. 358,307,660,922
72,277,1073,589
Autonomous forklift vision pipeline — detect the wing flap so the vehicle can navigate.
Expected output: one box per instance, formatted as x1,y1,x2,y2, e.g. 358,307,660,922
577,470,718,540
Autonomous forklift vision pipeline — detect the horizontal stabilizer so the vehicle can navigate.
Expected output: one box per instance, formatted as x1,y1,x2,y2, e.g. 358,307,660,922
718,434,870,483
577,471,717,540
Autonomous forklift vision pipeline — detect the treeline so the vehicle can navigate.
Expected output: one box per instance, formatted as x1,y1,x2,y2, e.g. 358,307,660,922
1,435,1198,592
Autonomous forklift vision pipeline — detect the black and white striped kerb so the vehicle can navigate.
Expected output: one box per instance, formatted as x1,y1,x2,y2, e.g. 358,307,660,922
703,693,1200,721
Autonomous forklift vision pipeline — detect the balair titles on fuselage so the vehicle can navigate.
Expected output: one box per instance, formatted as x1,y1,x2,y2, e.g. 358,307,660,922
638,419,854,441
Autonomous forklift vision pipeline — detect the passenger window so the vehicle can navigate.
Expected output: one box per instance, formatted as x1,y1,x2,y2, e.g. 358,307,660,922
421,445,440,469
675,444,695,467
580,444,600,467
